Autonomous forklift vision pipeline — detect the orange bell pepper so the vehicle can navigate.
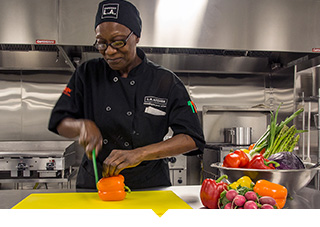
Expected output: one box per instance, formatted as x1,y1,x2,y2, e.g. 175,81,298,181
253,179,287,208
97,174,130,201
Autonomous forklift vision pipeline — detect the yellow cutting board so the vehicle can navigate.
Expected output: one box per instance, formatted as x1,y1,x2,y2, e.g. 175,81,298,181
12,190,192,217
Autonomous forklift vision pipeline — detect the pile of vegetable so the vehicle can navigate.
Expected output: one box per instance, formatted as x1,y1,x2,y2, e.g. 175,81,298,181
250,104,305,159
222,104,306,170
200,175,288,209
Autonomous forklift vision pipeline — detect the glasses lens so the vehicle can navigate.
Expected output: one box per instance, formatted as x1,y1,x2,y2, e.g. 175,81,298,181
95,43,107,51
111,40,125,49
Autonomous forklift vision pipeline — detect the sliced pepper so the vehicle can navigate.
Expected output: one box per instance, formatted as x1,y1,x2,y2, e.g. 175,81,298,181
229,176,253,189
253,179,288,209
200,175,228,209
97,174,131,201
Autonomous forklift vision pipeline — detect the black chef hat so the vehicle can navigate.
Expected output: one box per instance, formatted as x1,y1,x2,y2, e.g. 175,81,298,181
95,0,142,37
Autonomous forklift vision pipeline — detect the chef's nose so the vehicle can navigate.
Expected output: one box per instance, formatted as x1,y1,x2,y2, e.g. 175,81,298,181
105,45,118,55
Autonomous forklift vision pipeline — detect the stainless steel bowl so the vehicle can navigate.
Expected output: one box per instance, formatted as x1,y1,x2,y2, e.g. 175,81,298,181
210,162,320,195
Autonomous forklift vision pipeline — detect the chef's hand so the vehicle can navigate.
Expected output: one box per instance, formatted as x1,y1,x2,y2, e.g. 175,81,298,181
102,149,143,177
78,119,103,160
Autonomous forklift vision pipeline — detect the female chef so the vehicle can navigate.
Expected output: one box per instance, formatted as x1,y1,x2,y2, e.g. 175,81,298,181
48,0,205,189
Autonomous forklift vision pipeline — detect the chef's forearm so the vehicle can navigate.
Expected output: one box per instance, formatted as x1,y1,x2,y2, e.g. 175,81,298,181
137,134,197,160
57,118,82,138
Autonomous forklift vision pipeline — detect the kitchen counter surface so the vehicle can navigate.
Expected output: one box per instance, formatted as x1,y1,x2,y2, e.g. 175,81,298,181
0,185,320,209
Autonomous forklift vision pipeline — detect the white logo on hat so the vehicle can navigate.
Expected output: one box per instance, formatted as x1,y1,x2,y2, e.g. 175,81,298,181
101,3,119,19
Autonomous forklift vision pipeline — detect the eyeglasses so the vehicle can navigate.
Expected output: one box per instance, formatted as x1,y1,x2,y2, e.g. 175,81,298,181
93,31,133,51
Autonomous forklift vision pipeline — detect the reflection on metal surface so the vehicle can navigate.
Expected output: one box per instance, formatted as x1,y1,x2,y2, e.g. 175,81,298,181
0,0,320,52
0,71,71,141
0,0,58,44
0,73,21,140
0,51,73,71
202,106,269,143
153,0,208,47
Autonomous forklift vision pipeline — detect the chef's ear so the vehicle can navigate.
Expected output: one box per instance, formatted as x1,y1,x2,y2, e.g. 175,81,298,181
136,37,140,44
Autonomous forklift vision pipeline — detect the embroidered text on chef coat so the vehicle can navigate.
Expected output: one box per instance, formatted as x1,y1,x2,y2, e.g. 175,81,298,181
143,96,168,108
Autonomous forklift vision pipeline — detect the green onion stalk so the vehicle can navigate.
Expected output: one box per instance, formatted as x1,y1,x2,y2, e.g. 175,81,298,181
249,104,305,159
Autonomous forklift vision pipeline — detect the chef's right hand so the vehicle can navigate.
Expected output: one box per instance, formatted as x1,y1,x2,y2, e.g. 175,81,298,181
78,119,103,160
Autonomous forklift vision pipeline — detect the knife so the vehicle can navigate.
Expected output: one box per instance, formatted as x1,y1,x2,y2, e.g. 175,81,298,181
92,148,99,186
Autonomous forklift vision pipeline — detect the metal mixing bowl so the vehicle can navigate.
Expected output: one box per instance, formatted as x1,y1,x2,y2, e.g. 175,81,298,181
210,162,320,195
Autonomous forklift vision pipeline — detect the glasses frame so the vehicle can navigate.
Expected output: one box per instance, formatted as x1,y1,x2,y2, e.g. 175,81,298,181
93,31,134,51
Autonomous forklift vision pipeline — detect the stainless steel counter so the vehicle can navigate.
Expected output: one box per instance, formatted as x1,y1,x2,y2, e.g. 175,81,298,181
0,185,320,209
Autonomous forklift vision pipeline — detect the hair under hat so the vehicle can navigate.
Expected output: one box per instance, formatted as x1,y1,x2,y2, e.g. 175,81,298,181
95,0,142,37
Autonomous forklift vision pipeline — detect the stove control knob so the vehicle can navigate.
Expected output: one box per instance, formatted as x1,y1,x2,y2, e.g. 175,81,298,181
17,162,27,171
46,161,55,170
168,157,177,163
178,178,183,184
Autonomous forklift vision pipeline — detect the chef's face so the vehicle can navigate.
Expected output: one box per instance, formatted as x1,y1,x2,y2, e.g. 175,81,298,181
95,22,140,72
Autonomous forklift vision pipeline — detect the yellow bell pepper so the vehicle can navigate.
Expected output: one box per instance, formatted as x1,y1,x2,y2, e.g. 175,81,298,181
229,176,253,189
240,149,250,154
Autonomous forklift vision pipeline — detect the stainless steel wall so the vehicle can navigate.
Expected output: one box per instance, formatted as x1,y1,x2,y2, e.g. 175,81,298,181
0,50,295,142
0,70,71,141
0,73,294,142
0,0,320,52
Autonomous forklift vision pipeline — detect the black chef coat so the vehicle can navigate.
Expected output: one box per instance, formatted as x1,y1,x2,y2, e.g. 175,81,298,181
48,48,205,189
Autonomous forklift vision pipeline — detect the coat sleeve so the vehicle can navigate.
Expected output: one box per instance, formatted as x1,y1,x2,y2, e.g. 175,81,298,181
48,69,85,134
167,80,205,154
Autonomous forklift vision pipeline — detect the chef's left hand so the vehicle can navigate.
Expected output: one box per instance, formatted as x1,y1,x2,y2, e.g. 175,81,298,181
102,149,143,177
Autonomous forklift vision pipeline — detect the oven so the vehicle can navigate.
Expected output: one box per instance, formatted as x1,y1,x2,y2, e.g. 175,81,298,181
0,141,76,189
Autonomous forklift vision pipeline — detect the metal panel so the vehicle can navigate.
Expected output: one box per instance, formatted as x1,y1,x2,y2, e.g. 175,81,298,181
146,54,270,74
0,72,22,140
58,0,100,45
0,0,58,44
21,72,71,140
0,51,73,71
57,0,320,52
202,107,269,143
185,73,267,111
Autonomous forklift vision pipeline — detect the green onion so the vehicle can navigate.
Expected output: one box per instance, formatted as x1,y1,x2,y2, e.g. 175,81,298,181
250,103,305,159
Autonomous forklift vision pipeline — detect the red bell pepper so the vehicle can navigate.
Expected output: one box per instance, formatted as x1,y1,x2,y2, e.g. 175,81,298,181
223,153,241,168
200,175,228,209
246,154,279,169
223,150,249,168
233,150,249,167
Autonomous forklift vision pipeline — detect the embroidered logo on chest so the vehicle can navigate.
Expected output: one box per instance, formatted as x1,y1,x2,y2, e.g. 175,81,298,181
144,96,168,108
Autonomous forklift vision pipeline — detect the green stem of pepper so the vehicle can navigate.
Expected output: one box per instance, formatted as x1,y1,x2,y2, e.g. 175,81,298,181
124,185,131,193
264,160,280,168
216,175,228,183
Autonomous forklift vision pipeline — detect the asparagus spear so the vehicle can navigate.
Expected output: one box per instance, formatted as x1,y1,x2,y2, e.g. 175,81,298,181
250,104,304,158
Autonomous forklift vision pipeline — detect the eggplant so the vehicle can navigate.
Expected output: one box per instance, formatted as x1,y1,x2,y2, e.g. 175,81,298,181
268,151,305,169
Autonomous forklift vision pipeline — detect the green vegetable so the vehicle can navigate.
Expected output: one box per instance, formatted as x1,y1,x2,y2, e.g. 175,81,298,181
249,103,305,159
